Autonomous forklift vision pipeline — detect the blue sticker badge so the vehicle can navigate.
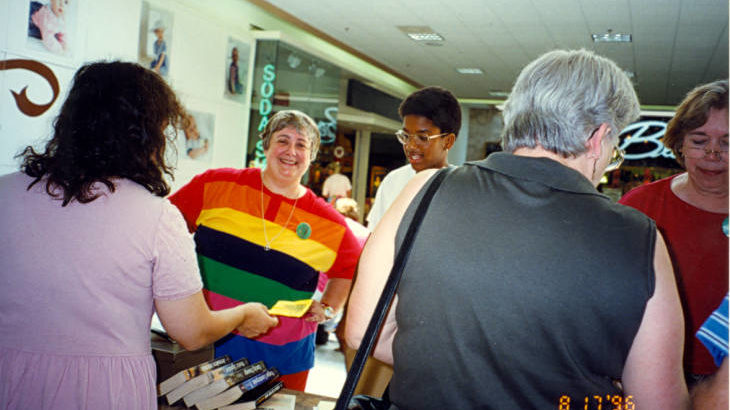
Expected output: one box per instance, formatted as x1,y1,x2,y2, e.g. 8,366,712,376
296,222,311,239
723,217,728,238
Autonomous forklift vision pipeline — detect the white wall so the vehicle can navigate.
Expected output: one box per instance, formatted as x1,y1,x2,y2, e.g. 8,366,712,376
1,0,417,189
448,106,469,166
0,0,256,189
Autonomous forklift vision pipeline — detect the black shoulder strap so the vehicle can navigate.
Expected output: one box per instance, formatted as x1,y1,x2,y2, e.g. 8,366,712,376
335,166,454,410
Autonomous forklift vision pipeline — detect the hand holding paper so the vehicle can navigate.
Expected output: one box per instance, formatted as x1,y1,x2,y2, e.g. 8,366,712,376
236,303,278,338
268,299,314,318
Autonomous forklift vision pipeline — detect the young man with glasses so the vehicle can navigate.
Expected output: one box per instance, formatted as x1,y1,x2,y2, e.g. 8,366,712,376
341,86,461,398
366,86,461,229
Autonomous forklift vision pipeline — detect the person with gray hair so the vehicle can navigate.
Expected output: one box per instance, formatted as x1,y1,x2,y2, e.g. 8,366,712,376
501,49,640,158
170,109,360,391
347,49,688,409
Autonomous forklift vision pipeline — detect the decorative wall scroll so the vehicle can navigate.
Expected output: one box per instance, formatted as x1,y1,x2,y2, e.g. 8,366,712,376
0,58,59,117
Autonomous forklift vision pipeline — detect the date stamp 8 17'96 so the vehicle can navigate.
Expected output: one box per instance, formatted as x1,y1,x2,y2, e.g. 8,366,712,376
558,394,635,410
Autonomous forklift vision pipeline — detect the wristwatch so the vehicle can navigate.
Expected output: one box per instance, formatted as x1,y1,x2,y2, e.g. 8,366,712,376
322,303,336,320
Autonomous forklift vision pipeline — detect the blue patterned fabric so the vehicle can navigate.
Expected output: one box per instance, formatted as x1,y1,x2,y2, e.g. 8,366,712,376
696,294,729,367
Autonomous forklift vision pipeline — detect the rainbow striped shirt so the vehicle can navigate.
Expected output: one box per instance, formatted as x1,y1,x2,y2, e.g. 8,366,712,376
170,168,358,374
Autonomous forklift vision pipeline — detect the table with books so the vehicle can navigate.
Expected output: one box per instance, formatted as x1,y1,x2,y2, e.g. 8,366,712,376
160,388,336,410
155,353,337,410
152,302,338,409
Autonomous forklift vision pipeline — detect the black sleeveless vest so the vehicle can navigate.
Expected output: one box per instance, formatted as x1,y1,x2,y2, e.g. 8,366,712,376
390,153,655,410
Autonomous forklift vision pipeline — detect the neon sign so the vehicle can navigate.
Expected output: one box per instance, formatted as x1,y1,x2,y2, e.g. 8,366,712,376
249,63,277,168
257,63,276,132
318,107,338,144
250,139,267,168
619,120,675,160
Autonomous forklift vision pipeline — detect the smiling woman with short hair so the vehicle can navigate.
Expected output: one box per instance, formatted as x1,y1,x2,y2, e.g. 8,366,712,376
169,110,360,391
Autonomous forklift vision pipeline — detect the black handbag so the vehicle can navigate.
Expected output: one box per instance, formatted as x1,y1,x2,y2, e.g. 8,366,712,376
335,167,454,410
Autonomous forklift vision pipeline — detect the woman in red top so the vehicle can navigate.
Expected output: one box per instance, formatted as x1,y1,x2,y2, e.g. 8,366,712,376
620,80,728,386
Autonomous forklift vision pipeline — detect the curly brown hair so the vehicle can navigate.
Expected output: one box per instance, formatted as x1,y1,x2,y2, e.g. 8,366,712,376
664,80,728,167
19,61,187,205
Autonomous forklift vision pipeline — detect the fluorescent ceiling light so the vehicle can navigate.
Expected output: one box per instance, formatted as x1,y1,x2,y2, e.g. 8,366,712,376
592,31,632,43
274,94,338,104
641,110,675,117
488,90,510,97
457,68,483,74
408,33,444,41
398,26,444,42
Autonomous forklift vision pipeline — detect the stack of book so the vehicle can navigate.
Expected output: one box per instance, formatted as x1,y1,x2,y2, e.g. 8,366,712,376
158,355,287,410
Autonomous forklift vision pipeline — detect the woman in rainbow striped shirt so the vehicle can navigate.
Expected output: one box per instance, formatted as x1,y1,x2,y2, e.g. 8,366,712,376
170,110,359,391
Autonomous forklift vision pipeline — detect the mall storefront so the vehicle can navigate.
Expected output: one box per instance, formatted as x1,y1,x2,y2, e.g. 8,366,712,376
242,34,680,221
244,33,406,220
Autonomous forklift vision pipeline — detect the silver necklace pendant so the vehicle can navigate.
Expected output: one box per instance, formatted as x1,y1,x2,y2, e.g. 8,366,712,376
260,171,299,254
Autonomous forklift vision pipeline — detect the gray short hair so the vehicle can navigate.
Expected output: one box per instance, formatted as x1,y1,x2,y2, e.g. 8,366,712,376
259,110,321,161
501,49,640,156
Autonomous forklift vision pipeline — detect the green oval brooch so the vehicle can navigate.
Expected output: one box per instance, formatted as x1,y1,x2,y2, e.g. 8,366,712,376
296,222,312,239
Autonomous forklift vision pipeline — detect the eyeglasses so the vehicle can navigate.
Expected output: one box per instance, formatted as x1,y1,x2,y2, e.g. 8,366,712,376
590,127,624,173
604,145,625,172
682,145,729,159
395,130,448,146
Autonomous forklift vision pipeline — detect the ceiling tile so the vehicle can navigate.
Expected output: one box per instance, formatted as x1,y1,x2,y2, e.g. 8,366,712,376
258,0,728,104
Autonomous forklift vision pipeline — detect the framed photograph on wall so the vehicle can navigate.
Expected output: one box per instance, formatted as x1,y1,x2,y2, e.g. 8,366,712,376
223,37,250,103
1,0,85,67
138,1,173,79
26,0,77,57
166,108,216,192
180,110,214,163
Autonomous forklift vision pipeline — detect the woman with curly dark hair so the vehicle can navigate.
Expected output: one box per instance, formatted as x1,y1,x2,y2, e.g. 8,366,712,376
0,61,277,410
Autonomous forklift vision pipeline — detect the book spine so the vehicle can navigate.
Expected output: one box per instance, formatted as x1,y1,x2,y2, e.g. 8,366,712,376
230,358,251,370
220,357,251,377
241,361,266,378
225,361,267,386
254,381,284,406
238,368,279,393
208,357,250,382
157,354,232,396
197,355,232,374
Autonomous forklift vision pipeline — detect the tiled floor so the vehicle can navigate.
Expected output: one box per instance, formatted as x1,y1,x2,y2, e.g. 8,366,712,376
306,333,347,399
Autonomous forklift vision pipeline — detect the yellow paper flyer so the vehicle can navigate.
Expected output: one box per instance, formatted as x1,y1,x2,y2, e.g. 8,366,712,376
268,299,313,318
